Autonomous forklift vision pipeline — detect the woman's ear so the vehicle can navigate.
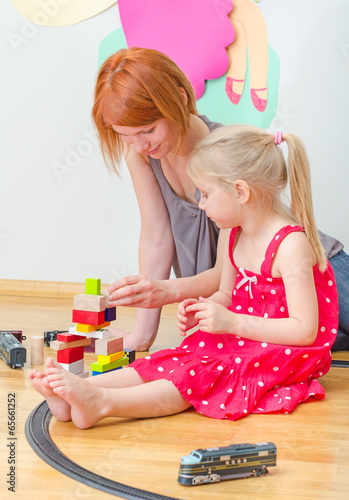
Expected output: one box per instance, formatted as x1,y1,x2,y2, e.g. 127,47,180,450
234,180,250,204
179,87,188,105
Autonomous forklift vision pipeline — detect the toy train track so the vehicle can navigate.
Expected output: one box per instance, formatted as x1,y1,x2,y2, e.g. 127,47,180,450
25,401,180,500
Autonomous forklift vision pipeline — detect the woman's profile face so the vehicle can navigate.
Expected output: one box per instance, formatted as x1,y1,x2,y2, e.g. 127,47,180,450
112,118,179,159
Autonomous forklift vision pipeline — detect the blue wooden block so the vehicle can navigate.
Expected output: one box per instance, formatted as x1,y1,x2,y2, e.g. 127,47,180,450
104,306,116,322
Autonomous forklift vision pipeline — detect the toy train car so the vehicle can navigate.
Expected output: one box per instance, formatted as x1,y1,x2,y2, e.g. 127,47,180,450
0,332,27,369
178,442,276,486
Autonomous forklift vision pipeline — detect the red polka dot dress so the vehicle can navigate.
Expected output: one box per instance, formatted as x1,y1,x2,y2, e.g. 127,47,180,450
131,226,339,420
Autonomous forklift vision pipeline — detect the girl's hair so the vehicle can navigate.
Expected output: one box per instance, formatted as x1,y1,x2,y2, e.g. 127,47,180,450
188,124,327,271
92,47,197,174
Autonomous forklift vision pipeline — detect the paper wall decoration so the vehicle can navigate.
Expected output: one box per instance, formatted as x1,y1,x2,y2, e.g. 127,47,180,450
117,0,235,100
10,0,116,27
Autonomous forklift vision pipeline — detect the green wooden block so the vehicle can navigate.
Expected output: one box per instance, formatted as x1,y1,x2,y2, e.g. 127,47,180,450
91,356,129,373
85,278,101,295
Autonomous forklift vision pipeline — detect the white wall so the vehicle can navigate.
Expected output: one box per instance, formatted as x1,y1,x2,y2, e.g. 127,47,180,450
1,1,348,284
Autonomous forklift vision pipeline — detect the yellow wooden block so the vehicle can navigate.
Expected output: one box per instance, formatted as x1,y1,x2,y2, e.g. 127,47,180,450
98,351,124,364
76,321,110,333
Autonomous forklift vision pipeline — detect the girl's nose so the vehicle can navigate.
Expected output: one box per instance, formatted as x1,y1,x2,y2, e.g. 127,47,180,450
133,136,149,154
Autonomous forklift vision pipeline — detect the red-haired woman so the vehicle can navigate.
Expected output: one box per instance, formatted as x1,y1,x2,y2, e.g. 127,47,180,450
92,47,349,353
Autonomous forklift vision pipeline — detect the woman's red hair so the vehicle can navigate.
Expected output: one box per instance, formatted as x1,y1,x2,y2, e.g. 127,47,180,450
92,47,198,174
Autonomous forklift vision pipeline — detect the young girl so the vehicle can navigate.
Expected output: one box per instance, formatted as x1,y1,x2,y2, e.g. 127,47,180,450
29,125,338,429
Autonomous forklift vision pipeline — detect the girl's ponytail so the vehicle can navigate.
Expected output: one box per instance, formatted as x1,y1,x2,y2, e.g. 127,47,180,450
283,133,327,271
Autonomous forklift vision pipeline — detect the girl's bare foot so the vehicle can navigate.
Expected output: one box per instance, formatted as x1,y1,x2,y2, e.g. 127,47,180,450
46,358,109,429
28,360,71,422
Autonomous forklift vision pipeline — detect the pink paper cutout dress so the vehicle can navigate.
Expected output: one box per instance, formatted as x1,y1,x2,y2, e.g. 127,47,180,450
118,0,235,99
132,225,339,420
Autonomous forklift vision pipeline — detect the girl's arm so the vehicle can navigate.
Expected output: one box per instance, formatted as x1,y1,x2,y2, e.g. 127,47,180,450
187,232,319,346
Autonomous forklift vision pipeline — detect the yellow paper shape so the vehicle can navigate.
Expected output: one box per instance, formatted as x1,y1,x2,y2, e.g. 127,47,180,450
11,0,117,27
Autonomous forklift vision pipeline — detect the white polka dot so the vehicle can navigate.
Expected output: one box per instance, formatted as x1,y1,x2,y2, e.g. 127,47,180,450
187,388,192,395
285,387,290,390
275,235,280,240
170,347,176,350
201,360,208,364
230,369,234,374
145,356,151,359
280,307,285,312
285,349,291,355
271,290,276,295
254,362,260,367
238,340,244,346
328,280,333,286
267,278,273,282
264,313,268,318
235,357,241,364
169,370,174,373
199,342,205,347
242,386,246,391
258,381,264,387
245,285,249,292
243,409,248,414
182,345,188,349
220,404,225,410
332,329,337,334
326,298,331,303
319,372,323,376
172,357,178,361
324,342,330,347
248,307,253,313
217,343,223,349
273,367,279,371
303,354,309,359
321,326,326,332
236,305,242,310
157,367,164,372
233,290,236,295
261,343,268,348
227,388,233,393
285,396,291,400
202,401,208,405
190,370,195,376
258,408,264,411
218,366,224,371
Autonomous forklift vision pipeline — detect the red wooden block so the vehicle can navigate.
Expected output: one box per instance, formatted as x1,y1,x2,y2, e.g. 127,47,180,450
57,346,84,364
72,309,105,326
57,333,86,343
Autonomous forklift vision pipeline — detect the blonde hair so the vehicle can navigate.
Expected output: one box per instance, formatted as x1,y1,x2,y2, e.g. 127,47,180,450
187,124,327,271
92,47,197,174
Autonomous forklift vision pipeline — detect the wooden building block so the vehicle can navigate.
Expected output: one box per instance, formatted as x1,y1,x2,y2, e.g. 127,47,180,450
72,309,105,326
95,335,123,356
73,293,107,312
57,346,84,364
104,306,116,322
78,371,89,378
30,336,44,365
125,349,136,364
50,337,91,351
85,278,101,295
60,359,84,375
76,321,110,334
57,333,86,343
91,355,129,373
97,351,124,364
90,327,111,339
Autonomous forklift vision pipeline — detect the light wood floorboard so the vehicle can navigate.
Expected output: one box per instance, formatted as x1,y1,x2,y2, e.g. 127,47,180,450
1,295,349,500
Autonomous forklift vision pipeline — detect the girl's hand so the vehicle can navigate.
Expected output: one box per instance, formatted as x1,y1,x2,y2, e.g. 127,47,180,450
186,297,235,334
108,275,167,308
177,299,200,336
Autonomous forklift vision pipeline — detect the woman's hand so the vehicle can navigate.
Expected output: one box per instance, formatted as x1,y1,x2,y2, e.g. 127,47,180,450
177,299,200,336
108,275,169,308
186,297,236,334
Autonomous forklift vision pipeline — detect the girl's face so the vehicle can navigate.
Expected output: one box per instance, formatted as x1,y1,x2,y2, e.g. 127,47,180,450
112,119,179,158
196,176,240,229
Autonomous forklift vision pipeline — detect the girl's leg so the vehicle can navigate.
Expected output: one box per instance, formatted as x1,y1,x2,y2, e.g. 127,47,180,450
46,360,191,429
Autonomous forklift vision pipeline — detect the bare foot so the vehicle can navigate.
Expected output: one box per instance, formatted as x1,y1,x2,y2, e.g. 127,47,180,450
46,358,109,429
28,360,71,422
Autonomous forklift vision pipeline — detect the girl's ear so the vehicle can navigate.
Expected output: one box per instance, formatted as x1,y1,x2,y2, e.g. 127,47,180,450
179,87,188,105
234,180,250,204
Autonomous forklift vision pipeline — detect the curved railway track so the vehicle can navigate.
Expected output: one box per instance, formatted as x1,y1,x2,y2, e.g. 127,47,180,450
25,401,180,500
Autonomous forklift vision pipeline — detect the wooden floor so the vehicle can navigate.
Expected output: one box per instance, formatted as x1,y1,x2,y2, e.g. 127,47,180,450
1,294,349,500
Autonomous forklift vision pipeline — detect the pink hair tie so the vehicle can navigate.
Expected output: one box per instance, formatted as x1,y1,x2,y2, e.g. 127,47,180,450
274,131,284,145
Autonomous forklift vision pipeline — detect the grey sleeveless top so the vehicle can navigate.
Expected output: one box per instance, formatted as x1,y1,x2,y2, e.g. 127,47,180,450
149,115,221,277
148,115,342,277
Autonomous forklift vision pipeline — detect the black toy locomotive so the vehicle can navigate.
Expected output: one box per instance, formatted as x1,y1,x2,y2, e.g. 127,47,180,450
0,332,26,369
178,442,276,485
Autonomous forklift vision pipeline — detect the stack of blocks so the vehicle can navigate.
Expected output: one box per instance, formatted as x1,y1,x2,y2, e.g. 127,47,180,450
50,278,135,376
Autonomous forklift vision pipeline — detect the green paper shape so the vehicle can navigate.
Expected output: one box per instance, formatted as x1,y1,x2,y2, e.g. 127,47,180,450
98,28,279,128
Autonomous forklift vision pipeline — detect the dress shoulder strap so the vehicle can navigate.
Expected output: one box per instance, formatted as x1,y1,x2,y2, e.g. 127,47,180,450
260,225,305,277
228,226,241,270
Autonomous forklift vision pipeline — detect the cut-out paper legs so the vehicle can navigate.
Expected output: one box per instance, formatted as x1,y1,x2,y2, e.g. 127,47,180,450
225,0,269,112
